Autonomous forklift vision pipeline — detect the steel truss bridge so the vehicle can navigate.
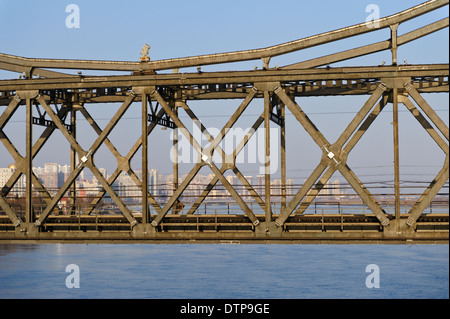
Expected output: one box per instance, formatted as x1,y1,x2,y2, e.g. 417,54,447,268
0,0,448,244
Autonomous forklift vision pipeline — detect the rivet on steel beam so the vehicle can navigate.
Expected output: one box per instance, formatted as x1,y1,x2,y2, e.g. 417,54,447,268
151,220,158,227
252,86,258,93
274,86,282,94
322,145,335,160
13,220,21,227
14,95,21,102
406,216,415,227
403,83,414,91
275,220,283,227
34,220,41,226
201,153,213,168
80,149,92,164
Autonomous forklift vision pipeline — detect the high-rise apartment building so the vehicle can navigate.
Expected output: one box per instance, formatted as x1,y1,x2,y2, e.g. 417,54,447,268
0,165,26,197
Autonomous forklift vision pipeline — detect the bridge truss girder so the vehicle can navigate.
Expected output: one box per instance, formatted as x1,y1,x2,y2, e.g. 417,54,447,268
0,71,448,242
0,0,448,243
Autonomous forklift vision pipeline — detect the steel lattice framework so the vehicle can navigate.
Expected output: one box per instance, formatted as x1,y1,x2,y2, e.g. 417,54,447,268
0,0,448,243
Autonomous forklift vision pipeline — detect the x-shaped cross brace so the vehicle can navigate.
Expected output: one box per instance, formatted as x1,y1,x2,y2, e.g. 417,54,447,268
0,93,68,226
150,88,261,227
273,82,391,227
34,94,138,227
401,83,449,226
184,105,267,215
77,104,163,215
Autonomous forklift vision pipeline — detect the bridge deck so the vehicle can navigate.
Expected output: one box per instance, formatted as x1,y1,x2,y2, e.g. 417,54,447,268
1,213,447,244
0,0,448,244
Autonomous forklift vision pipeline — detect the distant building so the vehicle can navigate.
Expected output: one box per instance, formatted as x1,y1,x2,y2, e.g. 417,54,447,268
256,175,265,196
1,163,311,204
286,179,294,196
149,169,159,197
331,179,342,197
0,164,26,197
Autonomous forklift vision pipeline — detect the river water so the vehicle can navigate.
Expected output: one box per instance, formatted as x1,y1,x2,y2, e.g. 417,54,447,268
0,243,448,299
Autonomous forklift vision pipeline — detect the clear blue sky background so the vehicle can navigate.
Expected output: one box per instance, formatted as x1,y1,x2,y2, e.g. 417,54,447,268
0,0,448,187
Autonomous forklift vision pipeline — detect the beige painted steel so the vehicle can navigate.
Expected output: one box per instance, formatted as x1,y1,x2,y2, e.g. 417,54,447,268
0,1,447,243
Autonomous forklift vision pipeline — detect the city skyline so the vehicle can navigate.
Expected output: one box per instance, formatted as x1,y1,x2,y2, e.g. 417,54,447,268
0,1,448,179
0,0,448,304
0,161,347,201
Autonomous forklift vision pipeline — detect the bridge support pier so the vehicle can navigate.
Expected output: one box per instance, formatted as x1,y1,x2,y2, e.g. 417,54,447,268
132,223,157,238
383,218,416,239
14,222,39,237
255,221,283,238
0,0,448,244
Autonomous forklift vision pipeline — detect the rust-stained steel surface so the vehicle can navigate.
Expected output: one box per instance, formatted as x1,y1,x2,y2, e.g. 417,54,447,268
0,0,448,244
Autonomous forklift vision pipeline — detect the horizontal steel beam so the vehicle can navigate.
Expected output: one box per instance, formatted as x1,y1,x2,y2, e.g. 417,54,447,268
282,17,449,69
0,64,447,92
1,78,446,106
0,0,447,72
0,213,448,244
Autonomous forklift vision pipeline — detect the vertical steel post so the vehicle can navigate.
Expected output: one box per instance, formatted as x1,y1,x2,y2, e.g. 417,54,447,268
390,24,398,65
25,98,33,225
70,105,76,215
173,104,179,214
142,93,148,223
280,103,287,210
264,91,272,225
392,89,401,220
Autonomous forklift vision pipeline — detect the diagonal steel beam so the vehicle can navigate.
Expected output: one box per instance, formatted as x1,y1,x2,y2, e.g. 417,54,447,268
405,83,449,141
276,157,330,226
189,103,267,214
0,105,71,224
152,162,205,226
34,165,84,226
34,95,138,226
0,96,20,129
86,160,138,226
1,104,69,202
79,105,162,215
151,90,260,226
401,97,449,155
296,95,389,214
336,163,390,226
0,194,21,226
275,86,390,226
184,104,266,215
0,128,54,207
0,97,27,225
406,156,449,227
232,166,266,210
151,92,260,225
83,108,166,215
187,107,267,215
401,96,449,226
300,84,388,219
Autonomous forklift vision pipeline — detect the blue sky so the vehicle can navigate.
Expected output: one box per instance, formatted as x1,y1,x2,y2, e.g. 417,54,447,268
0,1,448,186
